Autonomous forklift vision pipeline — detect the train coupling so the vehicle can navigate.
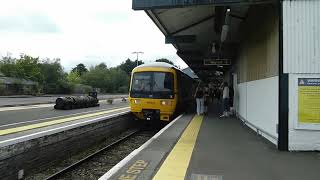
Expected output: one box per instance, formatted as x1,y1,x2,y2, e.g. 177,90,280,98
142,109,160,121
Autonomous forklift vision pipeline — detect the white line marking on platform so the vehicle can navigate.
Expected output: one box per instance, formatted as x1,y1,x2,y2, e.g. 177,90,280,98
98,114,183,180
0,104,54,112
0,105,129,128
0,110,130,146
0,98,125,112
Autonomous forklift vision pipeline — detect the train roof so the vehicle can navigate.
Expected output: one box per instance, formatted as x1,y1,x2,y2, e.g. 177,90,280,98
133,62,196,80
134,62,175,69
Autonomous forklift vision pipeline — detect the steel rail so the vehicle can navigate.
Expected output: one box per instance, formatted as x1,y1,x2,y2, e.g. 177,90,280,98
45,129,140,180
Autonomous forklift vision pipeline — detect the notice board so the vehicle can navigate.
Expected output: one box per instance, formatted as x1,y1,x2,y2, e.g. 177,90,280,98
298,78,320,124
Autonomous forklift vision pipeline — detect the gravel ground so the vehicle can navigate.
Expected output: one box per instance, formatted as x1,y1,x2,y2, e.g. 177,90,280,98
59,130,158,180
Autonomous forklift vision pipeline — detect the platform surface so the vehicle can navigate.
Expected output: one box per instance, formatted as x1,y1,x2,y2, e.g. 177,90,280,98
104,102,320,180
0,102,129,147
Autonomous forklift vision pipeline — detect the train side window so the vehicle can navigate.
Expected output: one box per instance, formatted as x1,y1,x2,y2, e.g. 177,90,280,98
164,73,173,90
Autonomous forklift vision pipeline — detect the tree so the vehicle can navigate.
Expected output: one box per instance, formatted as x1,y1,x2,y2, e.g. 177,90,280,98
109,67,130,93
0,56,18,77
67,71,81,84
96,63,107,70
39,58,65,84
80,64,130,93
15,55,44,83
81,65,111,92
39,58,67,93
72,63,88,76
118,58,143,75
155,58,174,65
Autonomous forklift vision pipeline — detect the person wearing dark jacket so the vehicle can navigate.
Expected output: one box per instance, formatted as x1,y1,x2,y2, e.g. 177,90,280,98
194,86,204,115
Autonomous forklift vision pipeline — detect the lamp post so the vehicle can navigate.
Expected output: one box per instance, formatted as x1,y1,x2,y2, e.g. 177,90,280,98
132,51,144,66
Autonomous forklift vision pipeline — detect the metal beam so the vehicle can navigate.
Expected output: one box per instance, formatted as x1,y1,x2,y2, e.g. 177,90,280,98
146,10,170,35
165,35,196,44
189,65,224,71
278,0,288,151
145,10,168,38
171,14,215,35
215,6,225,34
230,14,246,20
145,10,182,51
177,50,204,58
133,0,277,10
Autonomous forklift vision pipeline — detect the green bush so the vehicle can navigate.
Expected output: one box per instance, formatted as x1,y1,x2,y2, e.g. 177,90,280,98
58,80,73,94
73,84,93,94
44,80,73,94
0,83,5,95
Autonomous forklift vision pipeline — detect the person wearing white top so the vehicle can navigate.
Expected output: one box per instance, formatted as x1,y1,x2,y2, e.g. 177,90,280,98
220,82,230,117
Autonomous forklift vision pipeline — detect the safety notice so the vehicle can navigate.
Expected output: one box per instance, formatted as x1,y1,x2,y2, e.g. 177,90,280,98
298,78,320,123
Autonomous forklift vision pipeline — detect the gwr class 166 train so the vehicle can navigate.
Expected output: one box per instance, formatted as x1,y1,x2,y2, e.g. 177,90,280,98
129,62,196,122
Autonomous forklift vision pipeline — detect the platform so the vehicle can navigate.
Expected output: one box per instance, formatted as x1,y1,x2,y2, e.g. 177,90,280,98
0,103,131,179
0,105,130,147
102,102,320,180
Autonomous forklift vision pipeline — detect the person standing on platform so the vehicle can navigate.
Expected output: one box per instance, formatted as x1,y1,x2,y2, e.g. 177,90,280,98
229,85,234,114
209,85,214,102
194,84,204,115
220,82,230,117
204,85,209,114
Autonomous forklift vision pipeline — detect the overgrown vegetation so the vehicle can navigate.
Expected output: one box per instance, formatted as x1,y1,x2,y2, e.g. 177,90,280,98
0,55,175,95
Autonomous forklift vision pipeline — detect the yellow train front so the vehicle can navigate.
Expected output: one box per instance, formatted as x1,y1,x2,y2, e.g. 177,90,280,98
129,62,195,122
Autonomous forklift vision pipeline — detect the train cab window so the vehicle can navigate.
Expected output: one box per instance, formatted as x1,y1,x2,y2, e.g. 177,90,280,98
131,72,174,99
131,72,152,92
152,72,174,99
153,72,173,92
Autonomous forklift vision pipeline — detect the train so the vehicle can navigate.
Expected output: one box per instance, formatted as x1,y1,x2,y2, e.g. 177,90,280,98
129,62,197,122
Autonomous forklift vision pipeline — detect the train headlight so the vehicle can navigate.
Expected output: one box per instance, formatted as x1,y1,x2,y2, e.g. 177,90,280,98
133,99,141,104
160,100,171,106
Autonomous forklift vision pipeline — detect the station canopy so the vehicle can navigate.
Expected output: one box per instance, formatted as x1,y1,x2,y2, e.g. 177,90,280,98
133,0,276,81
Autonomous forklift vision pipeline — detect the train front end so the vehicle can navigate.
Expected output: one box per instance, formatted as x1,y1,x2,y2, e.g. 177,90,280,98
129,65,177,122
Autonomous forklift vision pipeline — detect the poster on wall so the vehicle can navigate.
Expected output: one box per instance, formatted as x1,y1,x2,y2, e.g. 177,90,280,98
298,78,320,124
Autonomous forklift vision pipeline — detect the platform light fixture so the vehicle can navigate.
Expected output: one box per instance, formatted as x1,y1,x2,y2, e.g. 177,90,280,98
132,51,144,67
221,8,231,43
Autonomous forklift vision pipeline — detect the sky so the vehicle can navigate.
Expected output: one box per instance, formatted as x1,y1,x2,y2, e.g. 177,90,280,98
0,0,188,71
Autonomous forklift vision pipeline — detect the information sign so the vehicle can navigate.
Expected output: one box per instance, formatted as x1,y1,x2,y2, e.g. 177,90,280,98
203,59,231,66
298,78,320,123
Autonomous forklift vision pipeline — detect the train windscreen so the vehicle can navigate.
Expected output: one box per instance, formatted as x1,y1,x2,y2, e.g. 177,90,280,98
130,72,174,99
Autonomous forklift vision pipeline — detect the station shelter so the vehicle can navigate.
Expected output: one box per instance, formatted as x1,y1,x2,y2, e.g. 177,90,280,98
132,0,320,151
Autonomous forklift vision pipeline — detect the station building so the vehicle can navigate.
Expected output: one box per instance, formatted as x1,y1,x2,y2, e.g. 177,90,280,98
132,0,320,151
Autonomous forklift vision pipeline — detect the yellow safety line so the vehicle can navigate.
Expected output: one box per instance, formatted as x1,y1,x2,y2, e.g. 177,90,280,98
0,106,130,136
153,115,203,180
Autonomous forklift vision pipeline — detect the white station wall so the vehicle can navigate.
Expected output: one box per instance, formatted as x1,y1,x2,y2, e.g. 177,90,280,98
236,77,278,144
234,4,279,145
283,0,320,150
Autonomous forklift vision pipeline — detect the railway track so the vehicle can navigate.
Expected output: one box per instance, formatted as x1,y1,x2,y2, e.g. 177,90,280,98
42,128,159,180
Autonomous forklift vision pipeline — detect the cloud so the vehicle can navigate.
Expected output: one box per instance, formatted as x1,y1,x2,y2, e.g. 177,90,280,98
0,13,60,33
96,12,130,24
0,0,188,72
